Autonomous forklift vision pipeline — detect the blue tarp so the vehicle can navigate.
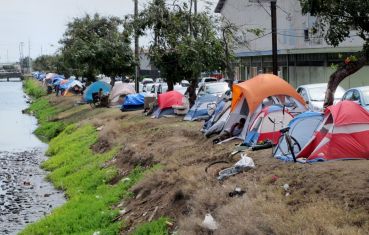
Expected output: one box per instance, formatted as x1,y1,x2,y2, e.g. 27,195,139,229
52,74,64,83
60,79,74,90
203,100,226,130
52,77,64,86
121,93,145,111
184,94,218,121
83,81,111,103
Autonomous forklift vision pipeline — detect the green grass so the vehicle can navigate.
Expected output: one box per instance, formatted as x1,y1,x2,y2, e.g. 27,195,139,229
132,217,170,235
23,78,47,98
23,78,65,141
28,98,65,141
20,124,146,235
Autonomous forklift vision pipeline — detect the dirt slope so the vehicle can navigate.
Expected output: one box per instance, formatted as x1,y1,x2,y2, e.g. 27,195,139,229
50,96,369,235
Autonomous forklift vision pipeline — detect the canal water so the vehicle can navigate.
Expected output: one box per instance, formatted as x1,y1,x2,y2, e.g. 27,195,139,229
0,82,65,234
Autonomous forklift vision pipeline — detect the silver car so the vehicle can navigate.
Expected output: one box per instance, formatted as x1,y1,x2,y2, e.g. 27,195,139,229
297,83,345,112
197,82,230,97
341,86,369,111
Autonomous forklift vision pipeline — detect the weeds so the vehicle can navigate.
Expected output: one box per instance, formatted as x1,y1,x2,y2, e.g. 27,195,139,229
133,217,170,235
20,124,147,235
23,78,46,98
28,98,65,141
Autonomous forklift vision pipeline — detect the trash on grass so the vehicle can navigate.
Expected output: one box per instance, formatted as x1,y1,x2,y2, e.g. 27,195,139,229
201,213,218,231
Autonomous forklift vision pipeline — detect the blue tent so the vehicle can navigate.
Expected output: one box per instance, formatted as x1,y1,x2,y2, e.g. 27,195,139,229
83,81,111,103
184,94,218,121
60,79,75,90
52,74,64,83
274,111,323,161
121,93,145,111
52,77,64,86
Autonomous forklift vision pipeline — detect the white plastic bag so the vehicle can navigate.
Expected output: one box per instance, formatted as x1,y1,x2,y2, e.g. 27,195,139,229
235,153,255,169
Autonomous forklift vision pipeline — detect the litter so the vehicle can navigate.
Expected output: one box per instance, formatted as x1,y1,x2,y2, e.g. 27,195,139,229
228,187,246,197
201,213,218,231
217,154,255,180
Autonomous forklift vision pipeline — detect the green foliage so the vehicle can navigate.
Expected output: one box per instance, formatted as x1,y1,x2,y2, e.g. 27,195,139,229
23,78,47,98
33,54,71,76
134,0,227,88
20,124,146,235
133,217,169,235
28,98,65,141
59,13,134,81
300,0,369,51
20,56,32,69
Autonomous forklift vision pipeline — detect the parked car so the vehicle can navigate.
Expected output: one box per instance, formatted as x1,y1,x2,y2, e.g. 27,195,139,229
197,77,218,87
180,80,190,87
142,78,154,85
341,86,369,111
297,83,345,112
197,82,229,97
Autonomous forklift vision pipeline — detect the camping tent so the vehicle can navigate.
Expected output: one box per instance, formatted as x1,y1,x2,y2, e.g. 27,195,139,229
110,82,136,105
244,105,294,146
63,80,84,96
297,101,369,161
202,99,231,137
273,112,323,161
83,81,111,103
222,74,306,141
120,93,145,111
152,90,185,118
184,94,218,121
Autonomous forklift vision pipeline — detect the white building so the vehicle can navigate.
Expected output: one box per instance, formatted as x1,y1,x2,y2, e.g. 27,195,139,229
215,0,369,89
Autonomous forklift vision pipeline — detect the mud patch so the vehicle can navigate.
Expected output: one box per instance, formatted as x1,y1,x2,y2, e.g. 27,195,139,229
91,138,112,154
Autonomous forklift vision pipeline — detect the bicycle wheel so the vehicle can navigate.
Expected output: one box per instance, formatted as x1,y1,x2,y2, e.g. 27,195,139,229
274,135,301,158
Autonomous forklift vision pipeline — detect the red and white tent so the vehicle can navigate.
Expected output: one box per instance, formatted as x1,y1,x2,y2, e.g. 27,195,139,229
298,101,369,161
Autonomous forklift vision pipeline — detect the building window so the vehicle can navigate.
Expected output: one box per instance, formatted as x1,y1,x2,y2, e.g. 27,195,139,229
304,29,310,41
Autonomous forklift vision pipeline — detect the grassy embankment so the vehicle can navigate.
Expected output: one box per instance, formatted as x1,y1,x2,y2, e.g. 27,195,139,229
22,78,167,234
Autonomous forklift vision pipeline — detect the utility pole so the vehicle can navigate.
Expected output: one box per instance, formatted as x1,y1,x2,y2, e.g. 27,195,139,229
194,0,197,15
271,1,278,76
19,42,24,73
134,0,140,92
28,39,32,73
250,0,278,75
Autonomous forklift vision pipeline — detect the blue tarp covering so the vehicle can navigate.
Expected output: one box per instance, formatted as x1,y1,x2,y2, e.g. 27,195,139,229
83,81,111,103
52,77,64,86
121,93,145,111
52,74,64,83
184,94,218,121
60,79,74,90
203,100,226,130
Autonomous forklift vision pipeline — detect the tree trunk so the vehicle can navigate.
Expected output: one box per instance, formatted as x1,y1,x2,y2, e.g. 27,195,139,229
110,76,116,87
167,80,174,91
324,55,367,108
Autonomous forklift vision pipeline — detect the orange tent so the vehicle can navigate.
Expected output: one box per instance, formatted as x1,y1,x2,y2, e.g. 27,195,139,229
231,74,306,113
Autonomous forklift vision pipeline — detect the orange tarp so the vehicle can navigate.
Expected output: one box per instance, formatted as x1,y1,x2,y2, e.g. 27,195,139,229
231,74,305,113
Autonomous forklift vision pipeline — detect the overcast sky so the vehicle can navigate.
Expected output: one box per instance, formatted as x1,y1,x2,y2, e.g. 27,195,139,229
0,0,217,63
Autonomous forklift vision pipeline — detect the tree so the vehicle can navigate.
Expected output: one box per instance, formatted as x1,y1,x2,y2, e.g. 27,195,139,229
134,0,227,90
20,57,32,70
59,14,134,83
300,0,369,108
33,54,72,77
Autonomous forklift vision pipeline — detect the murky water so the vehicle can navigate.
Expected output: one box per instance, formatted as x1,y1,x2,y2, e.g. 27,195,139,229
0,82,65,234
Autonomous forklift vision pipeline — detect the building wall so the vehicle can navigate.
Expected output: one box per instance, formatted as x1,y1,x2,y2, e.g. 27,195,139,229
220,0,363,54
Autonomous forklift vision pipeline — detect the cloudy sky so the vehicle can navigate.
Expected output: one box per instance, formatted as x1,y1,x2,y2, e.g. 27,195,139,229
0,0,217,63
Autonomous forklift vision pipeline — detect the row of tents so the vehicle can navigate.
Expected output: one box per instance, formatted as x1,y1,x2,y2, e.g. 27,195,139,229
32,72,369,162
199,74,369,162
